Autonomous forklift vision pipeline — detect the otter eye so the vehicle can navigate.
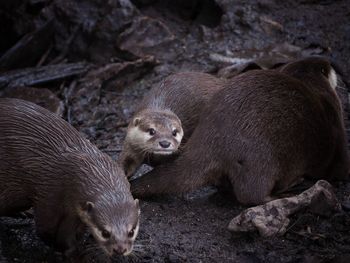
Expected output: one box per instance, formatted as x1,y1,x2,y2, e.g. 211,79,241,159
172,129,178,136
128,228,135,238
148,128,156,136
321,68,327,76
102,230,111,239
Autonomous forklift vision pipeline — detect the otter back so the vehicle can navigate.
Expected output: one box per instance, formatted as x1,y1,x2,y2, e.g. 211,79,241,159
138,72,226,138
131,61,349,205
0,98,139,256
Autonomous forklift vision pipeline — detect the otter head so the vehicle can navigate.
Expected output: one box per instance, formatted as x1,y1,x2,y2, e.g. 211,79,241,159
127,109,184,156
78,198,140,257
280,57,337,90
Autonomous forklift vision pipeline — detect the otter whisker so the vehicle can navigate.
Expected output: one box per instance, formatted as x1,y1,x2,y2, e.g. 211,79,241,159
141,146,154,155
131,246,145,253
127,251,143,261
81,245,100,256
133,243,145,248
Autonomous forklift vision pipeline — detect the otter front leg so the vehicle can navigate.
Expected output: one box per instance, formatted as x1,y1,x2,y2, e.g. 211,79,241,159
55,215,81,257
34,205,61,247
131,156,215,198
34,205,80,256
119,150,142,178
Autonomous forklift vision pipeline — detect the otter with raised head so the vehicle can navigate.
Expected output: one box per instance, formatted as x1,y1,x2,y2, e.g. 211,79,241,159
0,98,140,257
119,72,225,178
131,58,349,205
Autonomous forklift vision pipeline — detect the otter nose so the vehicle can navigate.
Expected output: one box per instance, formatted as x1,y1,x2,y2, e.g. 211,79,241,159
159,140,171,148
113,246,127,255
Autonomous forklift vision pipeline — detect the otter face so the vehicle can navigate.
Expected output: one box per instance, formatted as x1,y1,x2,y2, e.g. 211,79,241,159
327,67,337,90
78,199,140,257
127,110,184,156
280,57,338,90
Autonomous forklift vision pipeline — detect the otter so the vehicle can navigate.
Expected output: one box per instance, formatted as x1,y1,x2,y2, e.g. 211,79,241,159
0,98,140,257
119,72,226,178
131,58,349,205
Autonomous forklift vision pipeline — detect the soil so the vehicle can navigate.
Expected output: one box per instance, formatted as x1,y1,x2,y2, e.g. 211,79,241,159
0,0,350,262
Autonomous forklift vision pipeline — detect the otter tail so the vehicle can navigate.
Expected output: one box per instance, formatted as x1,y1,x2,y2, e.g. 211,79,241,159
131,156,216,198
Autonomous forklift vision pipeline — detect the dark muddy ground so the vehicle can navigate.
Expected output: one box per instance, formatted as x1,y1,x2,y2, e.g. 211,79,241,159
0,0,350,262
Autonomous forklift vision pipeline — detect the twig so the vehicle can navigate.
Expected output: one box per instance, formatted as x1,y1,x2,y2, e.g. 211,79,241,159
64,80,77,124
209,53,252,65
0,62,91,88
36,44,53,67
49,24,81,65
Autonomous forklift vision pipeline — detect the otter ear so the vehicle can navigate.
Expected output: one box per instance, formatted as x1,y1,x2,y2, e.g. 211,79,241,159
328,67,337,90
81,201,94,213
134,199,139,208
133,117,140,126
134,199,140,215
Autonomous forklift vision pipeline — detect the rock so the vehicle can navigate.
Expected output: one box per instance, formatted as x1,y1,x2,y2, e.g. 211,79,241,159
69,56,157,141
117,16,175,58
341,200,350,212
228,180,341,237
0,19,54,71
80,55,157,91
41,0,138,63
260,16,283,35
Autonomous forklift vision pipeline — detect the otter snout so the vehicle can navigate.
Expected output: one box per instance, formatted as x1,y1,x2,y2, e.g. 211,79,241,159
113,244,128,255
110,241,134,256
159,140,171,148
153,138,177,155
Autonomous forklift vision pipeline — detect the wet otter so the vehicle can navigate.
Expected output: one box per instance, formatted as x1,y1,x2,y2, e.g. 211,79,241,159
0,98,140,257
119,72,225,178
131,58,349,205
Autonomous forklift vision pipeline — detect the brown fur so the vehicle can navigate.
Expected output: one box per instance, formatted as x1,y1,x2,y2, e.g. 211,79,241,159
0,98,139,256
119,72,225,177
131,58,349,205
138,72,226,138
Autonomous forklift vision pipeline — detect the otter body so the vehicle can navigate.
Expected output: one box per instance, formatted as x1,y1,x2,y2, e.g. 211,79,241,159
119,72,225,178
0,98,140,257
131,58,348,205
